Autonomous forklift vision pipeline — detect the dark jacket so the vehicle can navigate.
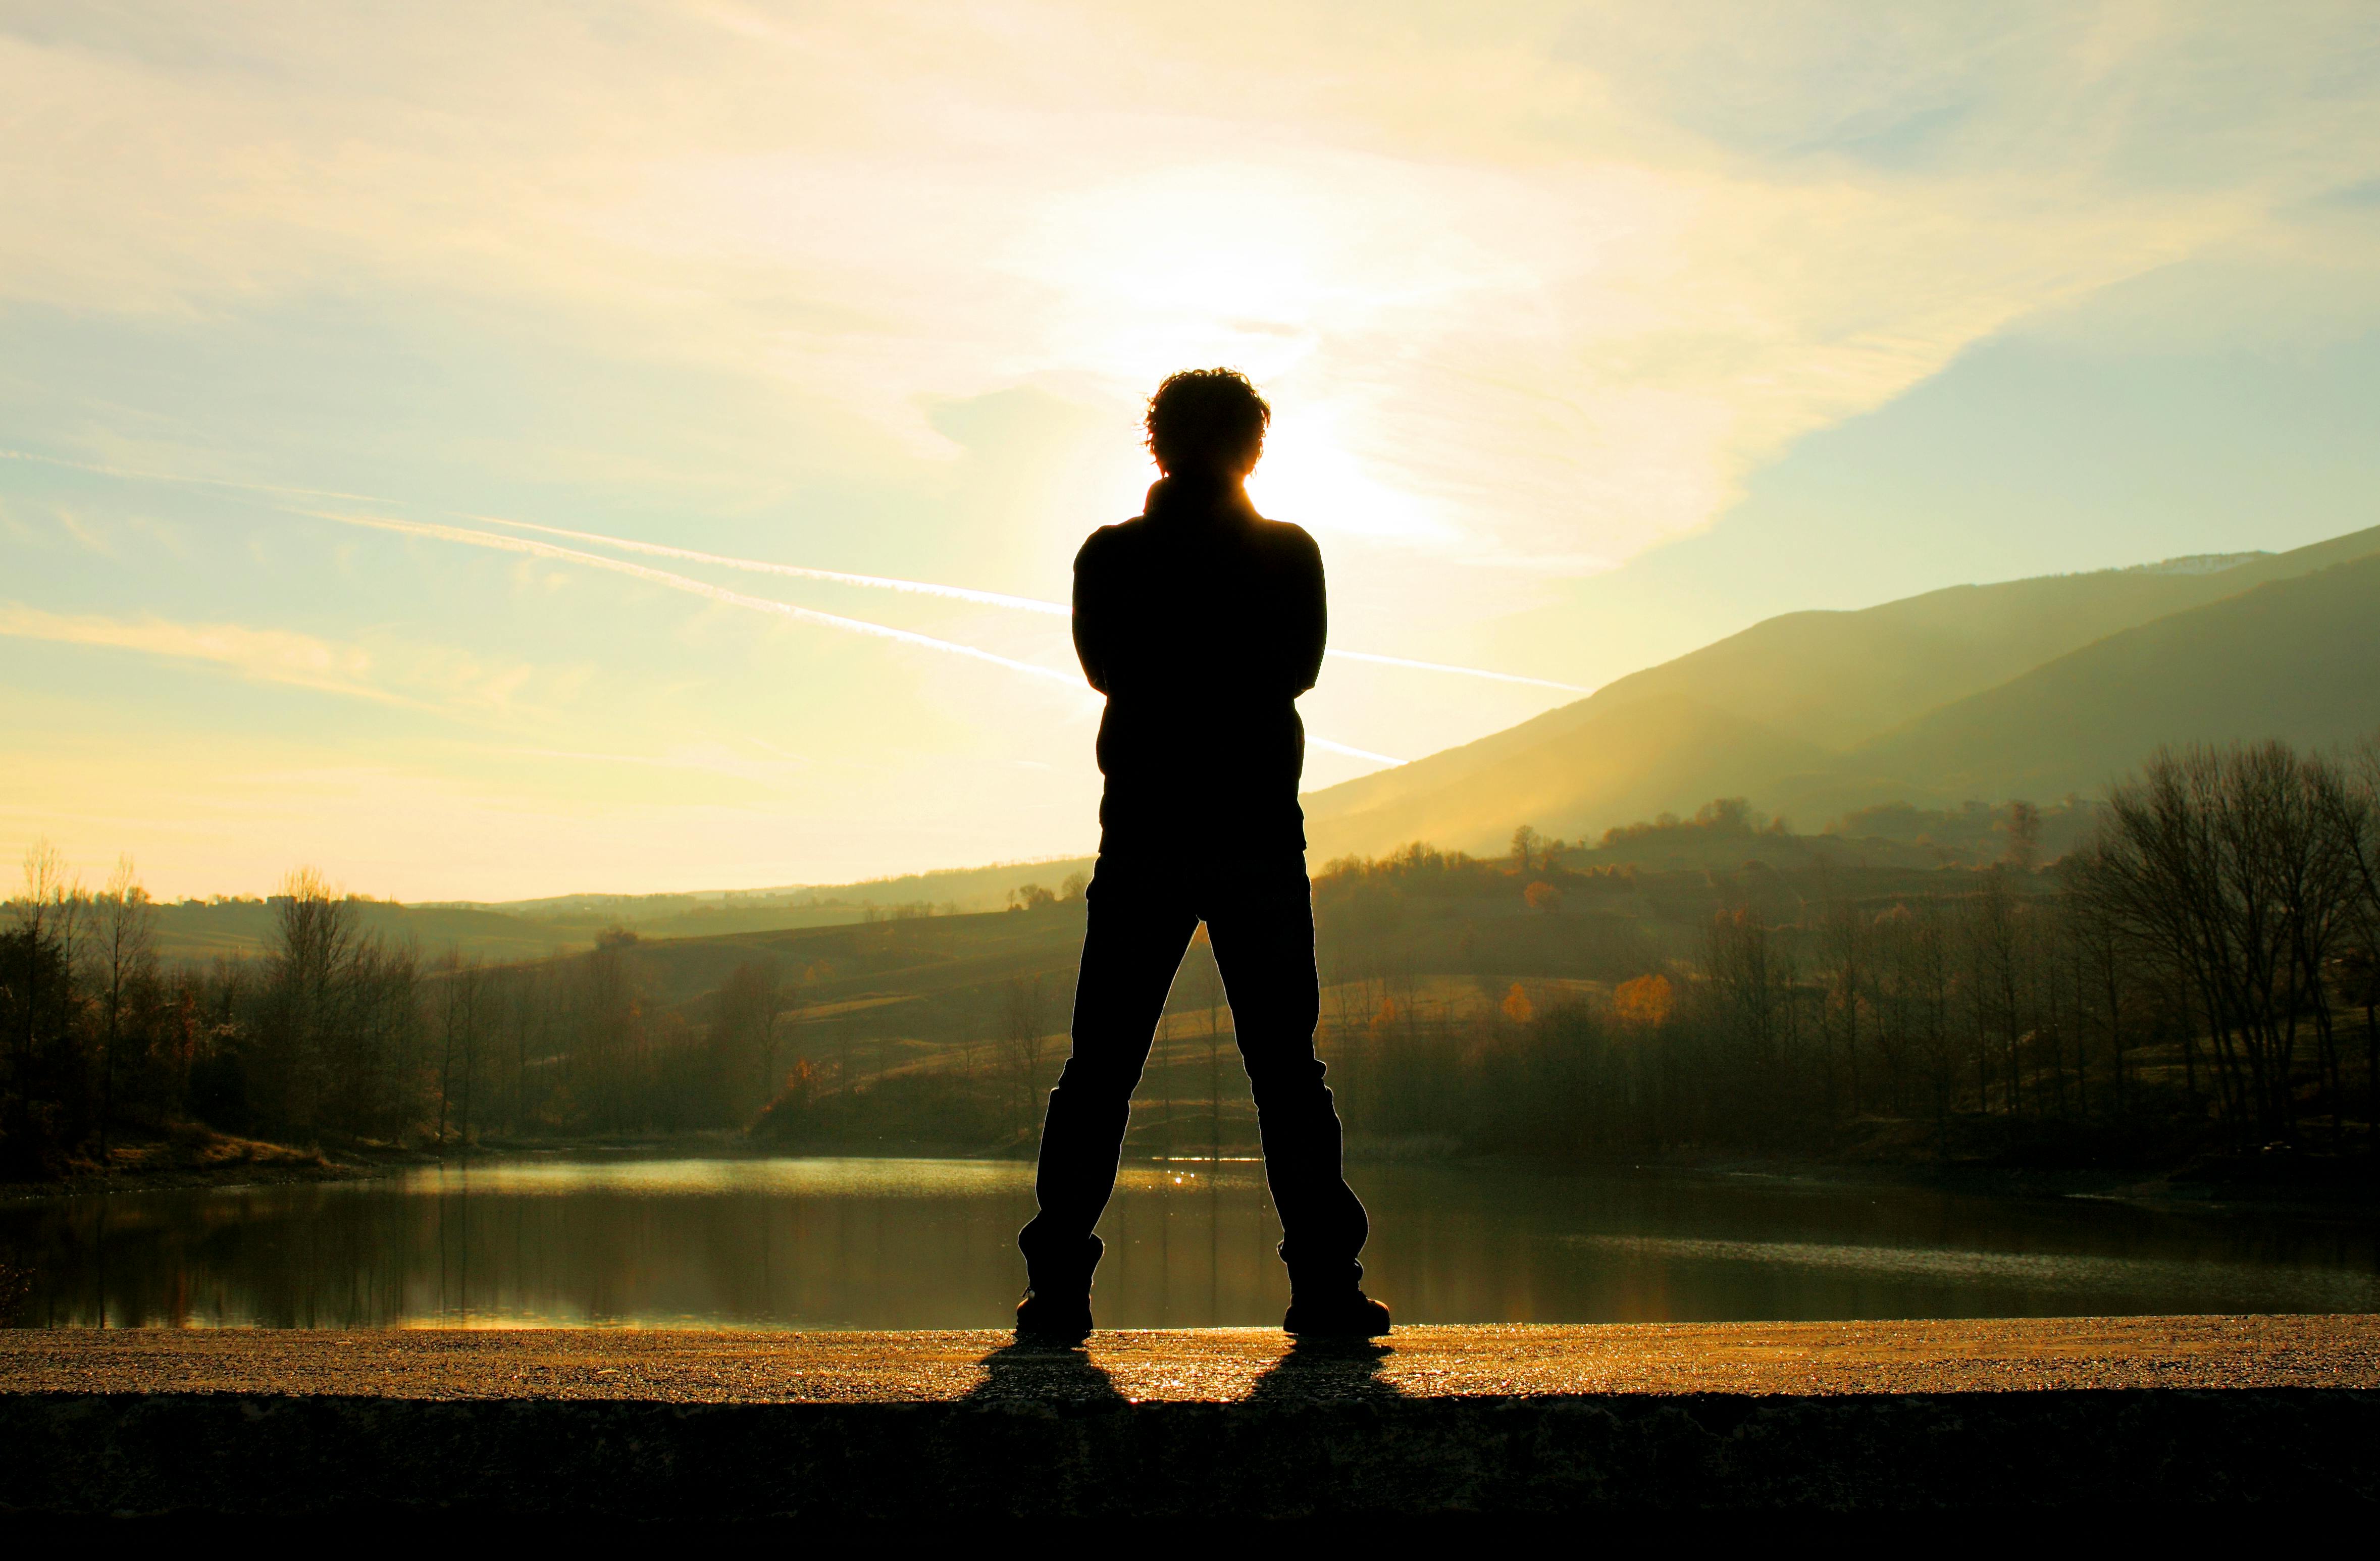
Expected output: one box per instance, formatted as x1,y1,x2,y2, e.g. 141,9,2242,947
1074,474,1326,853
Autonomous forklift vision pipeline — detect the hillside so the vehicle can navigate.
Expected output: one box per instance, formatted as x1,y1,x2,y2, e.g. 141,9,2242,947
1819,549,2380,812
151,855,1098,964
145,524,2380,956
600,844,1995,1057
1302,523,2380,859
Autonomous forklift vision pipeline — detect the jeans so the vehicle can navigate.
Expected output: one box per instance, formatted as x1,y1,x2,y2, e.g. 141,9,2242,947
1018,851,1369,1295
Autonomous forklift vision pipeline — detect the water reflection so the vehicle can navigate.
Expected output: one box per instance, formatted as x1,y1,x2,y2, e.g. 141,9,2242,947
3,1157,2375,1330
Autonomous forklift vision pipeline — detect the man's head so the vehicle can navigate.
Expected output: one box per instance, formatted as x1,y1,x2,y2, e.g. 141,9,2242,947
1145,368,1270,480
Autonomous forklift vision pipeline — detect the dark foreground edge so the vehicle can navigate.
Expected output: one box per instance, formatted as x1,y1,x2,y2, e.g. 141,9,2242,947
5,1318,2377,1516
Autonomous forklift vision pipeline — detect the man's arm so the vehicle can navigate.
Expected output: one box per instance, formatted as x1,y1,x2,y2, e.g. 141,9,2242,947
1288,528,1325,696
1072,531,1113,695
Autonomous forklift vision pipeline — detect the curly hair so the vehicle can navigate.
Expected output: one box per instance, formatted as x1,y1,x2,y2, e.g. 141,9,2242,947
1144,368,1270,475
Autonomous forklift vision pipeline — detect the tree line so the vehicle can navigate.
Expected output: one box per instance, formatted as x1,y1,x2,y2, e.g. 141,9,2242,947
0,838,1080,1177
1319,738,2380,1169
8,735,2377,1178
0,851,806,1176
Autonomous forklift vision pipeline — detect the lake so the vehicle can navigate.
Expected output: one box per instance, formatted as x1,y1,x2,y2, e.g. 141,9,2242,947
5,1156,2376,1329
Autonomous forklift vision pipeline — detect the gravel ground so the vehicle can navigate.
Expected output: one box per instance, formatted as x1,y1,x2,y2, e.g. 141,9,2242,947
6,1313,2376,1404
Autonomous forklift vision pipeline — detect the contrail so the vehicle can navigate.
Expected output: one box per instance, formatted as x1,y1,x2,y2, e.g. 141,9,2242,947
1,446,394,505
1308,735,1407,766
464,511,1072,617
470,512,1586,692
307,508,1410,765
298,509,1082,687
6,445,1584,692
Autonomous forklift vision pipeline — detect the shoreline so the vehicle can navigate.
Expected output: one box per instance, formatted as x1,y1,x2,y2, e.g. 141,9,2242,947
8,1129,2375,1219
1615,1154,2380,1220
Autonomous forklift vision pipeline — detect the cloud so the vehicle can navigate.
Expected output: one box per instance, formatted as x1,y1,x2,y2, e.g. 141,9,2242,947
502,743,815,789
5,3,2376,889
299,506,1414,763
0,603,424,708
298,508,1089,687
50,507,117,557
7,4,2372,579
0,602,566,722
459,508,1581,689
14,447,1599,690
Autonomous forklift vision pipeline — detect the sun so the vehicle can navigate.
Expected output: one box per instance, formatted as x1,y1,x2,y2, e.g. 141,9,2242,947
1246,418,1448,548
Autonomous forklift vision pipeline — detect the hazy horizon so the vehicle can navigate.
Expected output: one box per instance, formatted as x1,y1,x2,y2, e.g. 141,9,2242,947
8,3,2380,901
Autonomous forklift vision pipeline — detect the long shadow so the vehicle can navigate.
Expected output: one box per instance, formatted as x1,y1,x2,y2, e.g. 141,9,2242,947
1244,1338,1406,1407
961,1339,1131,1410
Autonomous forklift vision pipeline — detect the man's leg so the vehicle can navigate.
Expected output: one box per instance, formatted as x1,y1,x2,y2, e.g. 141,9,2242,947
1203,859,1371,1302
1017,862,1198,1310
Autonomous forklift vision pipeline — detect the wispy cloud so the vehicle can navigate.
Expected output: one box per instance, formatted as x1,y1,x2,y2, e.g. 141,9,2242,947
0,446,387,506
5,446,1584,690
0,602,577,726
13,6,2368,574
502,743,813,786
6,3,2370,890
469,511,1582,690
4,442,1420,765
298,507,1088,687
0,603,431,710
302,507,1411,764
469,510,1071,616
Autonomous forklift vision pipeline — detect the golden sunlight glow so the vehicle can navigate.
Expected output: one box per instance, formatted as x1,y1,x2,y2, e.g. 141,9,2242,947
5,3,2372,897
1015,167,1338,383
1247,425,1451,546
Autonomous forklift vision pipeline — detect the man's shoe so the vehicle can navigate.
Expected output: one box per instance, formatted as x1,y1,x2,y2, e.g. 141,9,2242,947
1283,1289,1391,1338
1015,1289,1093,1343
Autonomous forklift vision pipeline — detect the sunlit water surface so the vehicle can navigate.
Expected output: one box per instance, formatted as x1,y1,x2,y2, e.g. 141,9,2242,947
6,1156,2376,1329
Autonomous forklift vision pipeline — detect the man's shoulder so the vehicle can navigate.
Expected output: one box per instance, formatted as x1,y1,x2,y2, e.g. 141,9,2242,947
1250,515,1322,568
1076,511,1318,569
1254,515,1319,551
1075,516,1149,573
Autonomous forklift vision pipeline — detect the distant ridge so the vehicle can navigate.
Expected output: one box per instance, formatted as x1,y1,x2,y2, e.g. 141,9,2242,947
197,524,2380,941
2122,551,2267,576
157,855,1099,963
1828,549,2380,810
421,854,1096,919
1300,522,2380,859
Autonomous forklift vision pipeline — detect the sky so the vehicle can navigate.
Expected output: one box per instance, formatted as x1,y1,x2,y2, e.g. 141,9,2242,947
5,2,2379,902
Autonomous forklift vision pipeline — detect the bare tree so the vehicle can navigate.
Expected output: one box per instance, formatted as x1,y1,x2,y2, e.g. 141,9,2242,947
998,974,1053,1133
2079,742,2365,1142
91,856,156,1157
260,867,358,1135
2323,739,2380,1150
705,958,785,1122
1999,801,2043,872
434,947,488,1152
2062,850,2144,1115
1701,908,1799,1139
1959,870,2030,1116
11,840,83,1076
1814,883,1867,1117
576,927,644,1129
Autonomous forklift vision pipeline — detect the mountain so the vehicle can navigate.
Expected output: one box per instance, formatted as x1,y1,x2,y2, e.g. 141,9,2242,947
1301,523,2380,859
1815,549,2380,812
149,856,1099,964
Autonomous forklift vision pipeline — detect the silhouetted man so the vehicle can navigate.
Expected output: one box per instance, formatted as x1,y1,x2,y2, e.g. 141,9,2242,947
1016,368,1388,1341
